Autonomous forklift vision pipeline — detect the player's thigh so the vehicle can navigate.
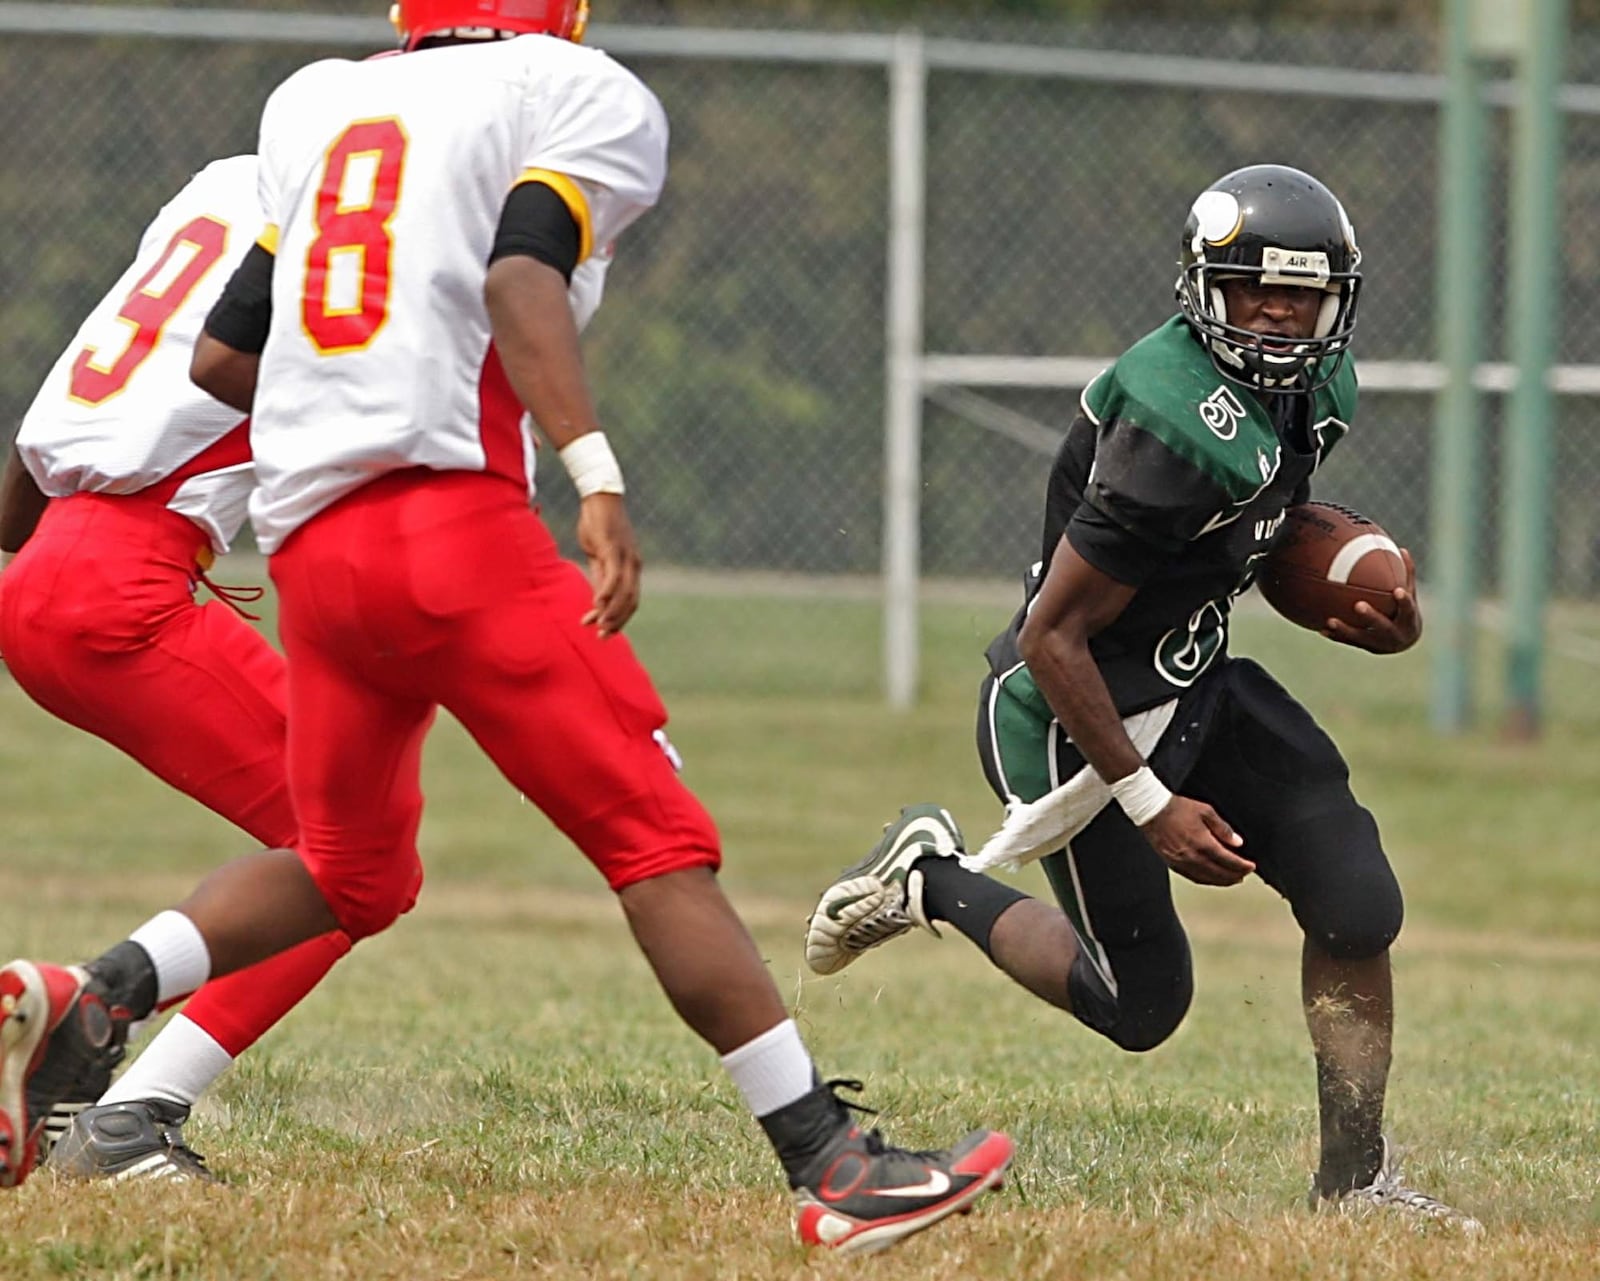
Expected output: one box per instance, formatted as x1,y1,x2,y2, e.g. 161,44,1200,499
275,552,433,933
442,557,719,890
977,667,1077,805
1045,809,1193,1050
1187,659,1401,955
125,601,293,846
978,672,1191,1044
1185,658,1366,844
978,671,1180,948
3,543,294,845
1042,805,1182,955
280,616,433,858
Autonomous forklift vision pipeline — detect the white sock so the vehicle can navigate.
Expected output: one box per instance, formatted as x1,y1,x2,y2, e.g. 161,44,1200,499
720,1019,815,1118
99,1014,234,1110
128,911,212,1006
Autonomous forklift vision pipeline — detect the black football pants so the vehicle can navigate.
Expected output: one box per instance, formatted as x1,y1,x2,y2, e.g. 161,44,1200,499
975,656,1403,1052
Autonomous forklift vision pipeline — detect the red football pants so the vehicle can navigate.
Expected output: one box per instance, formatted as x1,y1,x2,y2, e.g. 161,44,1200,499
268,469,721,941
0,492,351,1055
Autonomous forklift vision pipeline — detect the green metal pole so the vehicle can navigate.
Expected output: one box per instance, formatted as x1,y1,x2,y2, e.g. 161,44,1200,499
1501,0,1567,738
1429,0,1490,733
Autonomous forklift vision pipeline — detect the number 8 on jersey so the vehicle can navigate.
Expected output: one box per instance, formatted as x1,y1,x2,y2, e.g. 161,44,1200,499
302,118,408,354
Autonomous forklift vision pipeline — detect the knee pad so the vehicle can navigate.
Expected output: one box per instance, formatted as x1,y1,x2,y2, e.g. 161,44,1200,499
1069,935,1193,1053
1282,806,1403,960
304,849,424,942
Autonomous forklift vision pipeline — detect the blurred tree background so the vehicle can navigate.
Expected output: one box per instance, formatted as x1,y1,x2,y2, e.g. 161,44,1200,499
52,0,1600,31
9,1,1600,593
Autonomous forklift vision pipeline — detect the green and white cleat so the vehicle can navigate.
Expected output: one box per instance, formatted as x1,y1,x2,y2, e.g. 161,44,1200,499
1313,1138,1482,1233
804,804,964,976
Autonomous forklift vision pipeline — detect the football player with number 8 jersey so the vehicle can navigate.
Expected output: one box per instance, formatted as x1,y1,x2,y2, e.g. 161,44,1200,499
0,2,1012,1254
0,152,615,1183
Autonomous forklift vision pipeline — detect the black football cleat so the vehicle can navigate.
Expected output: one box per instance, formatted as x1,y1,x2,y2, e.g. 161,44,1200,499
49,1099,216,1183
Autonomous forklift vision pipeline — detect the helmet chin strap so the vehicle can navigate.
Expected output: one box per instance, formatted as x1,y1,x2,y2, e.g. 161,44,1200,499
1207,330,1313,388
1206,281,1256,373
1212,338,1247,372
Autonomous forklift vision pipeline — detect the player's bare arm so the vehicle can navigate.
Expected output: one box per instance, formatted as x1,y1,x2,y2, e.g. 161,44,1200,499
193,239,276,412
1019,534,1254,887
0,446,49,567
1324,547,1422,654
191,334,259,413
485,253,640,637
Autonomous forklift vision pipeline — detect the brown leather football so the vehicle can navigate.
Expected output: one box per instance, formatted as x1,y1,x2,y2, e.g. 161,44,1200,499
1256,501,1407,632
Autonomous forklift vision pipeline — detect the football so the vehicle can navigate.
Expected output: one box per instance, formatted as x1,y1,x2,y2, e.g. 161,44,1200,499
1255,501,1407,632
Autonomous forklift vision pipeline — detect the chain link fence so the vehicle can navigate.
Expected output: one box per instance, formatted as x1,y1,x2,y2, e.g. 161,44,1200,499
5,5,1600,699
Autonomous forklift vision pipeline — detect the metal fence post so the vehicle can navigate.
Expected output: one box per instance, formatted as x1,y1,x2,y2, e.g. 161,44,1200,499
1502,0,1568,738
1429,0,1492,733
883,29,927,709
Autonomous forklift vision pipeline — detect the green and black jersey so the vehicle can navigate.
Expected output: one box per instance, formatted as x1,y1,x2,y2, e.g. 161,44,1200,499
987,316,1357,714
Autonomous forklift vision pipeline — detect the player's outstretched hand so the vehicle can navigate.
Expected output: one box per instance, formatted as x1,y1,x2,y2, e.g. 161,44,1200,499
1140,795,1255,886
1324,548,1421,654
576,492,641,638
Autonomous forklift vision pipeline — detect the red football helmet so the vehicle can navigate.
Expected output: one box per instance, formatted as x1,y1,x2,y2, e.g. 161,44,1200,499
389,0,589,50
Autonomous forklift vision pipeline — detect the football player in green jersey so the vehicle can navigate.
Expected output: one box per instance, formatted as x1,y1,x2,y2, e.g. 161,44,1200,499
807,165,1480,1229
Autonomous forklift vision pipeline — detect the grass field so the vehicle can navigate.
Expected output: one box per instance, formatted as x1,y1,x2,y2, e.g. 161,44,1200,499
0,577,1595,1279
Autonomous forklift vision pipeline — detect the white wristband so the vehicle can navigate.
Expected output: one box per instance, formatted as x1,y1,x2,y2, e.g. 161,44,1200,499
1109,765,1173,827
559,431,625,498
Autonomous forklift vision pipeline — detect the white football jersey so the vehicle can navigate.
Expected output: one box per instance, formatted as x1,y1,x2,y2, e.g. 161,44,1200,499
248,36,665,553
18,155,263,553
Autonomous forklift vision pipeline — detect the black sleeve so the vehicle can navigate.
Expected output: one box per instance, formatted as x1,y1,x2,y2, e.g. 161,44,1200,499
1063,416,1237,587
1065,502,1168,587
204,243,275,354
1290,477,1312,506
489,181,582,282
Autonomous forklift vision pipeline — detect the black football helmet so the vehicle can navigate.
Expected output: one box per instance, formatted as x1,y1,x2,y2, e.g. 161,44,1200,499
1176,164,1362,393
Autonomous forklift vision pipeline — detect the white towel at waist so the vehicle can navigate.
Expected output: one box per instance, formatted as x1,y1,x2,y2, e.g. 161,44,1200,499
960,699,1179,875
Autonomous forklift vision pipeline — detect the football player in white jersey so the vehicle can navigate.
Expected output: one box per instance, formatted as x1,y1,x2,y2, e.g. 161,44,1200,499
0,156,361,1181
0,1,1013,1253
0,152,614,1183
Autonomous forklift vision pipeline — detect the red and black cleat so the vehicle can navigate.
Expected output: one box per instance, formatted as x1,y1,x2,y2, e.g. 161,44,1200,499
0,961,128,1189
793,1122,1014,1255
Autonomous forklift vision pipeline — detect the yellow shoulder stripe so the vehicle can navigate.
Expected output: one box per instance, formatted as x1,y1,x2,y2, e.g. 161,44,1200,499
256,224,280,255
513,169,594,264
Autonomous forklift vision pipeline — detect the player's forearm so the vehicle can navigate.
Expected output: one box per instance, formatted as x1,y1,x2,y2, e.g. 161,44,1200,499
485,255,601,453
1018,625,1147,786
0,443,48,556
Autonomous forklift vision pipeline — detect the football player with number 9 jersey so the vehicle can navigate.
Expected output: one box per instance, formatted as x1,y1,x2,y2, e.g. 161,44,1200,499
0,2,1012,1254
0,156,362,1181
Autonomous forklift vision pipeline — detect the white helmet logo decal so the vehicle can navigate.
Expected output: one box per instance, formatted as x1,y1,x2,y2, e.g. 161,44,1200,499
1336,199,1357,248
1190,191,1243,251
1335,198,1362,266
